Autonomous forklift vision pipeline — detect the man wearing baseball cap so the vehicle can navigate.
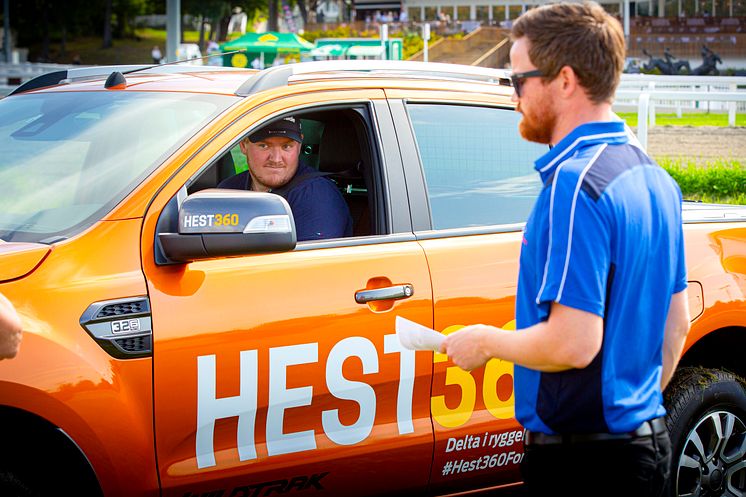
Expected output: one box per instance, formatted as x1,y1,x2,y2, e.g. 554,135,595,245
219,116,352,241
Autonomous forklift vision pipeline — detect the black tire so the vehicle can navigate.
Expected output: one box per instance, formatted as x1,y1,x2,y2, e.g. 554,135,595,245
0,470,40,497
0,409,103,497
664,367,746,497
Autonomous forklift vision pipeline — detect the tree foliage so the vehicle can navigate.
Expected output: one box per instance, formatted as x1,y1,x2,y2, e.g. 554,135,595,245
5,0,273,59
9,0,150,54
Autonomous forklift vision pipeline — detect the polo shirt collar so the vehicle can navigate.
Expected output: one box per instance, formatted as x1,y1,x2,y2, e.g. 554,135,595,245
534,121,629,183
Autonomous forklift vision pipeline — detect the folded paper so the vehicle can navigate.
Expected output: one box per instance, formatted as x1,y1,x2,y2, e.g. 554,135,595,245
396,316,445,352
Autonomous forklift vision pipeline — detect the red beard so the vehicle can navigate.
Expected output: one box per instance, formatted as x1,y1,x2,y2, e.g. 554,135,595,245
517,100,556,145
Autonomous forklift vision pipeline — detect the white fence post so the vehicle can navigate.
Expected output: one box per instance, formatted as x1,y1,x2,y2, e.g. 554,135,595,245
729,83,737,127
637,92,650,151
648,82,656,128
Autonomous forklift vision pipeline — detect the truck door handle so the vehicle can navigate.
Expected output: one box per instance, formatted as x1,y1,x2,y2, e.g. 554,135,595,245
355,284,414,304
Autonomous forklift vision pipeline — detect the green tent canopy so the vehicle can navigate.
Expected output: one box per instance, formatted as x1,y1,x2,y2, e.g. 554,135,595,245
221,32,314,68
221,32,314,54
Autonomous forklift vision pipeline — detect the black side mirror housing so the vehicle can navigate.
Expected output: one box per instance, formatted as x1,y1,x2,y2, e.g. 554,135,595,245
158,189,296,263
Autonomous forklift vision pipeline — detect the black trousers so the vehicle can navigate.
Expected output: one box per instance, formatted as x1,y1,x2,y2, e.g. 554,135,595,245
520,430,671,497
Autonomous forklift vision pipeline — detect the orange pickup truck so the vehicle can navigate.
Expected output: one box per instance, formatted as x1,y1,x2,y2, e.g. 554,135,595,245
0,62,744,497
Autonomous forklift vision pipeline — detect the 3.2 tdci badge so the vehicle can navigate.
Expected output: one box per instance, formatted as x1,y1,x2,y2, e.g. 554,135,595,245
111,318,141,334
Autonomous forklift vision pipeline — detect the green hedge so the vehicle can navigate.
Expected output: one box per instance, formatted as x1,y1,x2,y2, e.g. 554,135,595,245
659,158,746,205
617,112,746,127
302,26,380,43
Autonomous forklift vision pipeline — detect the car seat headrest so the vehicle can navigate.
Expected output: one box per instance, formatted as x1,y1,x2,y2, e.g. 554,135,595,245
319,120,362,175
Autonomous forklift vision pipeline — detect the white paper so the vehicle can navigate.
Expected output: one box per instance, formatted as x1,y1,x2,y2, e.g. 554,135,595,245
396,316,445,352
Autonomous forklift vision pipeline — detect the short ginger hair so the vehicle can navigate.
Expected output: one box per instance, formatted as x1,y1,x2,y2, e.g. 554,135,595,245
511,2,626,103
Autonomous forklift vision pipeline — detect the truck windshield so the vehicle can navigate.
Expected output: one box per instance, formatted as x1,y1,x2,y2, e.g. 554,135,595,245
0,91,238,243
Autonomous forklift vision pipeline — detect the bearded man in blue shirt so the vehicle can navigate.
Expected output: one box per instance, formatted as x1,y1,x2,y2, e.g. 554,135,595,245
441,3,691,496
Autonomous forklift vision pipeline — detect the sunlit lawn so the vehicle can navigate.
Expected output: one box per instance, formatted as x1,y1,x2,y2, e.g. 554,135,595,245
31,29,205,65
134,28,202,44
618,112,746,127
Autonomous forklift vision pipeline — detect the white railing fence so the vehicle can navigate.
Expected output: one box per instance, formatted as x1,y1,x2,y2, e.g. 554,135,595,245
614,74,746,151
616,74,746,118
617,90,746,150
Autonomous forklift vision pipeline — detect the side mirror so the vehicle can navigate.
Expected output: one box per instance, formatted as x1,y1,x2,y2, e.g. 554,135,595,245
158,189,296,263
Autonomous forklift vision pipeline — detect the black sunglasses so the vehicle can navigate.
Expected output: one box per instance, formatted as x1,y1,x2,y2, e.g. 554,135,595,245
510,70,544,98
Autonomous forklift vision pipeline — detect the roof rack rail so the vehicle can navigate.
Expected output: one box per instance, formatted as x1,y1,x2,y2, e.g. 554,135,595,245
8,64,245,96
8,65,150,95
235,60,512,96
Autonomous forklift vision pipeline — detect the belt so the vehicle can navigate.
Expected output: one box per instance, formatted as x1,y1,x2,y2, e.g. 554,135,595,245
525,417,667,446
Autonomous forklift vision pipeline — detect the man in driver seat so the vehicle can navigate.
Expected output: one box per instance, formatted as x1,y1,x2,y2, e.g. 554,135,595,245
219,117,352,241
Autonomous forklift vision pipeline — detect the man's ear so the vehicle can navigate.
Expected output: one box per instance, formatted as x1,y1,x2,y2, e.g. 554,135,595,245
239,139,250,155
556,65,579,99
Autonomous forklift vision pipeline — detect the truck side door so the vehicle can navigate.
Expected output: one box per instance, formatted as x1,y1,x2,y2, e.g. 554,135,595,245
389,94,548,494
142,92,435,497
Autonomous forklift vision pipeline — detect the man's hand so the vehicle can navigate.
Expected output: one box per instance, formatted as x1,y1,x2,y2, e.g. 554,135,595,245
439,303,603,373
440,325,499,371
0,293,22,360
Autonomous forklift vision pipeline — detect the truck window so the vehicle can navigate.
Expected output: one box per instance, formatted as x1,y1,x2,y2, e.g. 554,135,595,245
0,91,236,243
407,104,546,230
187,107,382,239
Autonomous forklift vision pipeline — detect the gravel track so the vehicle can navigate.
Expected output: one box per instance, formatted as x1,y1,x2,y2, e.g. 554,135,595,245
642,126,746,163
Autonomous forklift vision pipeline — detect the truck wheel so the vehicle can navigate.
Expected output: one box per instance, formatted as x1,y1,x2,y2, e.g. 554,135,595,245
664,367,746,497
0,471,39,497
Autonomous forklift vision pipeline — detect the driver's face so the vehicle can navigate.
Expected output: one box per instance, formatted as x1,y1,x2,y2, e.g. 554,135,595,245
240,136,302,192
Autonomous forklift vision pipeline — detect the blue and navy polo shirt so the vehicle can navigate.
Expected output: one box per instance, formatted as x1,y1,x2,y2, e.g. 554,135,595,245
219,162,352,241
514,121,687,434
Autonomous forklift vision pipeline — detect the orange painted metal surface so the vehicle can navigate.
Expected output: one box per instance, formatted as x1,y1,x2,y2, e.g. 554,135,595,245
0,219,158,497
145,244,434,496
0,243,51,282
682,224,746,350
420,233,524,494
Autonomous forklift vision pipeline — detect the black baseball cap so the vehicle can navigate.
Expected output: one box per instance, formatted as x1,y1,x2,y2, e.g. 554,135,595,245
249,116,303,143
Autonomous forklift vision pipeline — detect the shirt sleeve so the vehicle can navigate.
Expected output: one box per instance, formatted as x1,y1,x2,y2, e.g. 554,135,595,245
288,178,352,241
535,170,611,317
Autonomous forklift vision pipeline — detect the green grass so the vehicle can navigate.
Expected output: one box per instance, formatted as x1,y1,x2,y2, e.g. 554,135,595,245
659,157,746,205
682,192,746,204
618,112,746,128
134,28,202,44
30,29,204,65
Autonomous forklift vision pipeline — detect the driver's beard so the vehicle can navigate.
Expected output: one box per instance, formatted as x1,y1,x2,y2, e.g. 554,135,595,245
517,100,556,145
